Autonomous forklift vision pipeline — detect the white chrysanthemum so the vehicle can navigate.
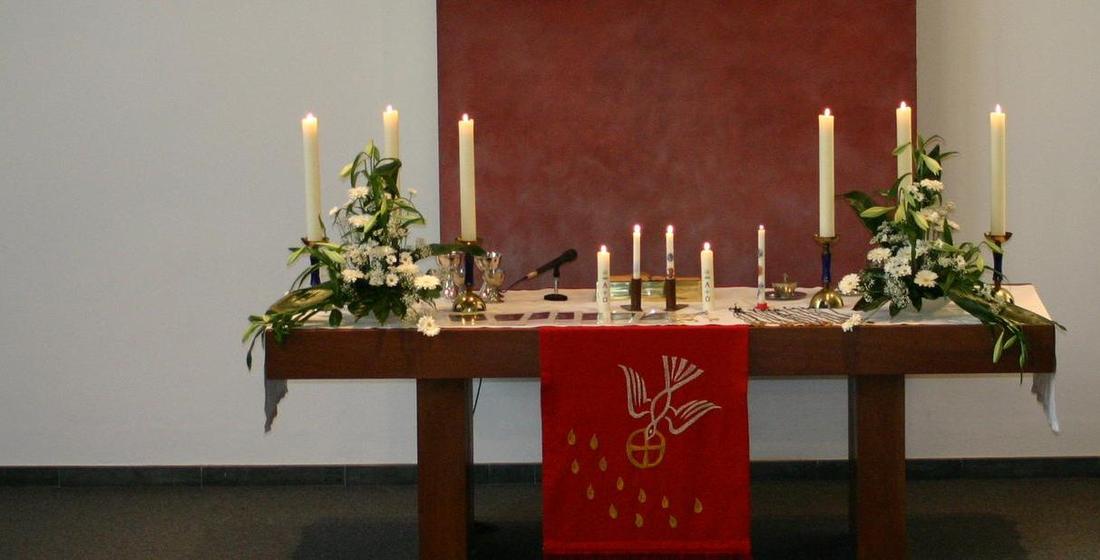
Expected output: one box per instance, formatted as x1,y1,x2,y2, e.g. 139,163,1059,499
937,256,955,268
347,186,370,200
912,190,925,203
868,247,892,264
884,255,912,278
920,179,944,192
914,240,930,257
414,274,441,290
396,263,420,277
838,273,860,295
385,273,399,287
399,252,412,264
417,315,441,337
920,208,941,224
348,215,372,229
955,255,967,270
841,312,863,333
340,269,365,283
368,271,384,286
914,269,938,288
385,254,397,265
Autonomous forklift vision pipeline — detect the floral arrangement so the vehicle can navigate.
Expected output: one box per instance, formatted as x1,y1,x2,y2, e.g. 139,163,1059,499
243,143,474,368
840,135,1062,365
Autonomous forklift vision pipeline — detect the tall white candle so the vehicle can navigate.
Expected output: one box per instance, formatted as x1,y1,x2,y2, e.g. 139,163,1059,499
301,113,323,241
819,108,835,237
757,225,766,306
896,101,913,189
597,245,611,314
383,105,400,160
701,242,715,313
458,114,477,240
665,225,675,278
990,104,1007,235
632,224,641,279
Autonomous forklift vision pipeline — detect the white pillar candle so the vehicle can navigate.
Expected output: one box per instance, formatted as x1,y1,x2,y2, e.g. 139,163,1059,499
819,108,835,237
700,242,715,313
665,225,675,278
383,105,400,160
597,245,611,314
458,114,477,240
632,224,642,279
301,113,323,241
896,102,913,190
990,104,1007,235
757,225,766,306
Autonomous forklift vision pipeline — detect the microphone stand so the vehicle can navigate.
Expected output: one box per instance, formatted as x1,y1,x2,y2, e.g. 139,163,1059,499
544,265,568,301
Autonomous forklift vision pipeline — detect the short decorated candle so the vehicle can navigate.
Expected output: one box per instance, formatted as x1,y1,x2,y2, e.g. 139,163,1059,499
701,242,715,312
665,225,675,278
990,104,1007,235
301,113,323,241
632,225,641,279
596,245,611,314
757,225,766,306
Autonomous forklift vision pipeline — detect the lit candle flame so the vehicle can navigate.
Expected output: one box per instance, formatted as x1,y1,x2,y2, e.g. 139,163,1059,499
461,113,470,121
600,244,607,252
666,225,674,234
824,108,831,116
994,104,1003,113
386,104,393,112
704,242,711,250
304,112,316,121
899,101,907,109
634,224,641,233
759,224,765,230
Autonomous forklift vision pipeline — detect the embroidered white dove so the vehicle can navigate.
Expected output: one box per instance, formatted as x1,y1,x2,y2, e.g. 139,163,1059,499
619,355,721,468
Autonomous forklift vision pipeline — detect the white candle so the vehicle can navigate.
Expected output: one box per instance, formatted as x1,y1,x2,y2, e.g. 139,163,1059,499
701,242,715,313
632,224,641,279
458,114,477,240
896,102,913,190
819,108,835,237
597,245,611,314
301,113,323,241
383,105,400,160
990,104,1007,235
757,225,766,305
665,225,675,278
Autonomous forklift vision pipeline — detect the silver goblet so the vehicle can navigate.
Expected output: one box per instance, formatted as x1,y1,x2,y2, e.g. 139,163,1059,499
475,251,505,303
436,250,465,301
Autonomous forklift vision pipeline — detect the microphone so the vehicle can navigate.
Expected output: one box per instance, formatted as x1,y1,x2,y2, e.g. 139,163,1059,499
525,249,578,279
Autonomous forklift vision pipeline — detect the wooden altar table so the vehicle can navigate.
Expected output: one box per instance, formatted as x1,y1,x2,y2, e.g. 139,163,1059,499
264,291,1056,560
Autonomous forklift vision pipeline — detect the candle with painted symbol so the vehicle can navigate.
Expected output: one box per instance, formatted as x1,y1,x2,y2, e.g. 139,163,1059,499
701,242,715,312
632,225,641,279
819,108,835,237
990,104,1007,235
597,245,611,314
757,225,766,305
665,225,675,278
301,113,323,241
896,102,913,190
458,113,477,240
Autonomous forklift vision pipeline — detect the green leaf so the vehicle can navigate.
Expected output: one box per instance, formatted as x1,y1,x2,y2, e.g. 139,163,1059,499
860,206,896,218
921,153,943,174
267,287,335,314
993,329,1005,363
328,309,343,327
892,142,911,156
912,210,929,231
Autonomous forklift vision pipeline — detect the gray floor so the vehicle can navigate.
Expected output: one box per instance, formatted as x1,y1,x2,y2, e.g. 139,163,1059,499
2,479,1100,559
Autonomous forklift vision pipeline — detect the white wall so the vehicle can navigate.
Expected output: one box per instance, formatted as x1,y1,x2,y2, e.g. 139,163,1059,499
0,0,1095,466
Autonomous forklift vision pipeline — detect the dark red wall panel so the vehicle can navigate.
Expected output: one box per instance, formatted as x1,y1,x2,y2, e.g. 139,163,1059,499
438,0,916,289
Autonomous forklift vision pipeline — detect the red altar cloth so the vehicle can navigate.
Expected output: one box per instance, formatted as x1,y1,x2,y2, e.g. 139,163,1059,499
540,326,751,559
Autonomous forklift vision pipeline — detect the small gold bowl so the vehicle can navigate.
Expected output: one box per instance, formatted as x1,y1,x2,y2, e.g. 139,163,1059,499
771,281,798,299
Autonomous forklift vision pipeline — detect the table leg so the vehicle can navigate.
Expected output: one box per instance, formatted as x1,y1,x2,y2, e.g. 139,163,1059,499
417,379,473,560
848,375,907,559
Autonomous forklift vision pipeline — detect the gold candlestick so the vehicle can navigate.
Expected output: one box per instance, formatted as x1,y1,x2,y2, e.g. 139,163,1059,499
984,232,1014,304
452,237,486,314
809,235,844,309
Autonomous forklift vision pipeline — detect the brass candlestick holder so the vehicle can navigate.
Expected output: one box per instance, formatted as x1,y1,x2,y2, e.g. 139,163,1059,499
984,232,1014,304
301,237,329,287
622,278,643,311
809,235,844,309
452,237,487,314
